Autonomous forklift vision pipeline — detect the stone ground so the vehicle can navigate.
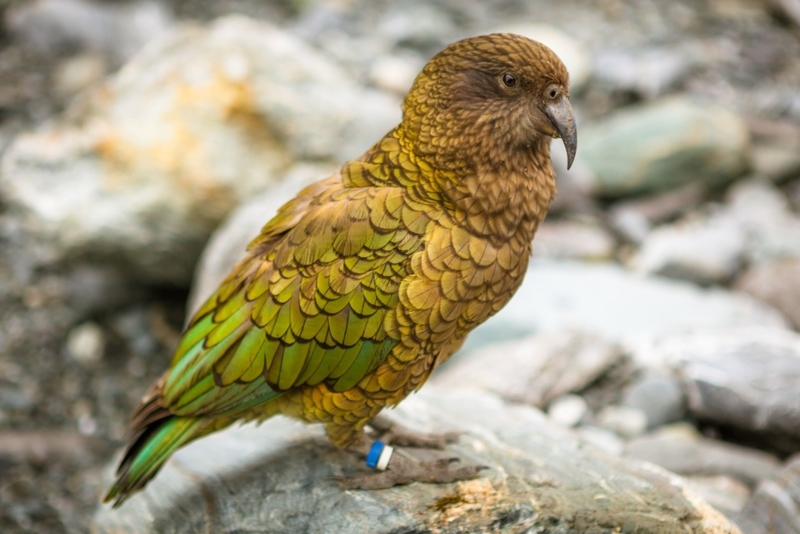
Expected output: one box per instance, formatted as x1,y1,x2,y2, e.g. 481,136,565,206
0,0,798,532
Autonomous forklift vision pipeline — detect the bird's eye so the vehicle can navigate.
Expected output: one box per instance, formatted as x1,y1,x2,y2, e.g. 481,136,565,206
502,73,517,88
547,86,560,99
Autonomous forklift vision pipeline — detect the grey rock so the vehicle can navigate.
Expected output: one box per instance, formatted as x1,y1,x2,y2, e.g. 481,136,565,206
581,98,750,197
609,182,707,244
634,212,747,285
546,394,588,428
684,476,750,517
376,3,455,48
662,327,800,441
597,405,648,439
5,0,173,65
594,47,693,99
466,260,786,351
187,162,337,318
726,179,800,264
625,423,780,487
92,388,741,533
531,219,616,261
433,331,623,408
0,16,399,286
621,371,686,429
737,454,800,534
735,259,800,330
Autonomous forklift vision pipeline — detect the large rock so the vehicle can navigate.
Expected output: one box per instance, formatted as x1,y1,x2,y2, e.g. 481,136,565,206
92,388,740,533
469,260,786,351
625,424,780,487
581,98,750,197
634,327,800,442
634,212,747,286
433,331,623,408
0,16,399,285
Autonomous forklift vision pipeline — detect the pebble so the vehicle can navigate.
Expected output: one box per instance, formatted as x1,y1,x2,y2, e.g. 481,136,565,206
621,371,685,429
597,405,648,439
547,394,588,428
65,322,105,366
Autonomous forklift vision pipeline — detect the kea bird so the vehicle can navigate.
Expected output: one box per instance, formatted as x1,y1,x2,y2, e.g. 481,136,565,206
105,32,577,506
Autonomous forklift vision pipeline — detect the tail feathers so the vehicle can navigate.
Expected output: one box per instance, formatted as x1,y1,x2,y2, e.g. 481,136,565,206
104,416,206,508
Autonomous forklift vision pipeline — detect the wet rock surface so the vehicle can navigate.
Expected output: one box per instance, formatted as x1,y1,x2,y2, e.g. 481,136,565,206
92,388,740,534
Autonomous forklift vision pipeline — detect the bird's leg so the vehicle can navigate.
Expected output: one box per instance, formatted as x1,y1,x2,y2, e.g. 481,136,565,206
367,413,460,449
331,421,486,490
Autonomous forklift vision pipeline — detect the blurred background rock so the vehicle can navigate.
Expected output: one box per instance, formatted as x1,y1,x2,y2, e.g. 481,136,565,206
0,0,798,532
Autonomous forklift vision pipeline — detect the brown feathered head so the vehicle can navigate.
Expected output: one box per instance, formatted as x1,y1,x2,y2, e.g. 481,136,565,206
402,33,577,170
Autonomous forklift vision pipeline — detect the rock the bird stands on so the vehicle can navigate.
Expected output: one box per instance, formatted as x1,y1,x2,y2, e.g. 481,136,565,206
105,33,577,506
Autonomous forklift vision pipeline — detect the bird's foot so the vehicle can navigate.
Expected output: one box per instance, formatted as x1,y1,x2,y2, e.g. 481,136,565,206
338,452,486,490
367,414,460,449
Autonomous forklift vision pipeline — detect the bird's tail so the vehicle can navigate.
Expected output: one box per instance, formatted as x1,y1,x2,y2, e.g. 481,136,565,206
103,414,207,507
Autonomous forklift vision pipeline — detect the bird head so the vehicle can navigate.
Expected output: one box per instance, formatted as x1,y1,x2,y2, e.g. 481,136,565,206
402,33,577,170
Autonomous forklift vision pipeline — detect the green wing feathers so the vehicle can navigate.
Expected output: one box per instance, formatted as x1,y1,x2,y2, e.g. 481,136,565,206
106,183,424,505
162,186,419,413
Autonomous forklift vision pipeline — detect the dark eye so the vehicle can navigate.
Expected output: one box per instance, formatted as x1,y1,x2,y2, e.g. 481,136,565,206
502,73,517,88
547,86,560,99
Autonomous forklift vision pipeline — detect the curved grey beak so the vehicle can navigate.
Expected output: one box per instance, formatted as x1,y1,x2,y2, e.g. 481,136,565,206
544,97,578,170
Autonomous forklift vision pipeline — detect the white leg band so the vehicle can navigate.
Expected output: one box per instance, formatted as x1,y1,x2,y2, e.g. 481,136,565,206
375,444,394,471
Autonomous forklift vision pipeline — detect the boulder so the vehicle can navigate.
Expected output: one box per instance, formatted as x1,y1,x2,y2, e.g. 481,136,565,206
470,260,786,351
581,98,750,197
625,423,780,487
433,331,623,408
92,388,740,533
0,16,399,285
634,212,746,285
635,327,800,442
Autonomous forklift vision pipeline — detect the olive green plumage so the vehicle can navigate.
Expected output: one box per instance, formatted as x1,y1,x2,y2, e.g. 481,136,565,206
105,32,576,507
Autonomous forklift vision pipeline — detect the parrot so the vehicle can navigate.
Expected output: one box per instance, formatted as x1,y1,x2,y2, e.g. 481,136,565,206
104,32,577,506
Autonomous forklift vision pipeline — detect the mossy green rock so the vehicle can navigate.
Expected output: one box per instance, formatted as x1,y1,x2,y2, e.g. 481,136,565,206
581,98,749,197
